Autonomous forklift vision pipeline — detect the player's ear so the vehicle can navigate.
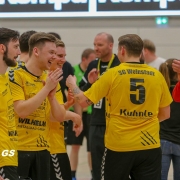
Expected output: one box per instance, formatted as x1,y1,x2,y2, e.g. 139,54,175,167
33,47,39,57
0,44,6,54
109,42,113,50
121,46,126,56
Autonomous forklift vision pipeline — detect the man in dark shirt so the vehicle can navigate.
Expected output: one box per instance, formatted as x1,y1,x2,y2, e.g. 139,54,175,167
79,32,120,180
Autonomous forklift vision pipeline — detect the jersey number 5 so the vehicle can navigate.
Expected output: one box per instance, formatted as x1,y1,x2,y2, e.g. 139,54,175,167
130,78,145,104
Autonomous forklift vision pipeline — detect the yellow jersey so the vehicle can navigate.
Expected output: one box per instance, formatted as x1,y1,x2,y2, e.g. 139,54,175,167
48,122,66,154
84,63,172,152
0,74,17,167
8,66,63,151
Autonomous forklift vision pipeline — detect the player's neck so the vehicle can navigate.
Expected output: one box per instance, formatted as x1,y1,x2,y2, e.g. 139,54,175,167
19,53,29,63
124,57,140,63
0,59,8,74
25,60,43,77
100,53,113,62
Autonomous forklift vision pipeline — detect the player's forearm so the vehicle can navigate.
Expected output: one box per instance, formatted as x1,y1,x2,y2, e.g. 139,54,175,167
49,97,66,122
14,86,50,118
158,114,169,122
69,85,85,105
51,110,80,123
69,84,92,108
64,110,75,121
73,102,82,116
65,111,82,127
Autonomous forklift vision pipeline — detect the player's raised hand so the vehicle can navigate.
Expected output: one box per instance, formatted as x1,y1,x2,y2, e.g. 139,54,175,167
66,75,77,88
88,68,99,84
45,68,63,92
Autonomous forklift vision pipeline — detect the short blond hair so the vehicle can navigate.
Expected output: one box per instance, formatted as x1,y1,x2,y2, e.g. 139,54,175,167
56,39,65,48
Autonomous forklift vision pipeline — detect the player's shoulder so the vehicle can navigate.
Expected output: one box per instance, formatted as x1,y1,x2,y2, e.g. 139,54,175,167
8,63,24,74
101,65,120,77
145,64,162,74
8,65,26,82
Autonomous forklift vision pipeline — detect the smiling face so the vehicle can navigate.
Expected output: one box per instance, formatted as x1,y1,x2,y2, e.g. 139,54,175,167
3,39,21,67
50,46,66,71
35,41,57,71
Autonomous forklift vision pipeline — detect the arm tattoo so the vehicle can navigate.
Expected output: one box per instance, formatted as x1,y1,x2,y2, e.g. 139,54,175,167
86,99,93,105
72,87,81,95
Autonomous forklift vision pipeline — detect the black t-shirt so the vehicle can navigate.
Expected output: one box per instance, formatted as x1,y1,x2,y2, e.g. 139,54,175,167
79,54,120,125
60,61,74,102
160,80,180,145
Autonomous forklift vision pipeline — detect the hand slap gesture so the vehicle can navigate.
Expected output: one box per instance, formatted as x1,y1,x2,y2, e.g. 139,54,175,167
45,68,63,92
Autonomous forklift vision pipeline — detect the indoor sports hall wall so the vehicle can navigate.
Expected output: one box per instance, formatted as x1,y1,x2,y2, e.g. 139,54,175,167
0,17,180,65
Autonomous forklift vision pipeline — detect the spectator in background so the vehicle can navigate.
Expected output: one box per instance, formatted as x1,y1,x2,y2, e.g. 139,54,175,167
67,48,96,180
142,39,165,70
159,59,180,180
172,59,180,102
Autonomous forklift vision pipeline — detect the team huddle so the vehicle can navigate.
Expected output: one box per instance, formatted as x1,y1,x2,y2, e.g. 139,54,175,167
0,27,179,180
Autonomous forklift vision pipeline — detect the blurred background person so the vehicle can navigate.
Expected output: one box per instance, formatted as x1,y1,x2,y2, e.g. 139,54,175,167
159,58,180,180
19,30,37,63
142,39,165,70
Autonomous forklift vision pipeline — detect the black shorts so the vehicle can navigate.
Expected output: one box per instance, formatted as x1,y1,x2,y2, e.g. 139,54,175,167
66,112,90,151
89,125,105,180
50,153,71,180
18,150,50,180
0,166,19,180
64,121,68,143
101,147,161,180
